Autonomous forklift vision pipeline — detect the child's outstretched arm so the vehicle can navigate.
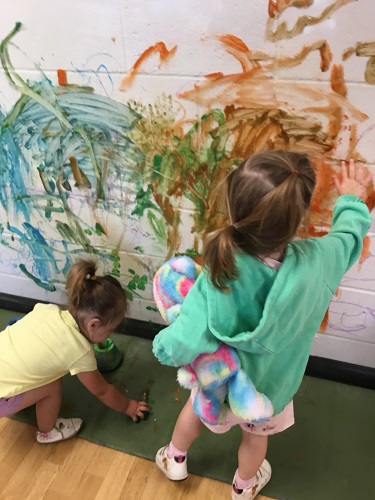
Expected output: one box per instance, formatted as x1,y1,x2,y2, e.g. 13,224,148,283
317,159,373,290
77,369,149,422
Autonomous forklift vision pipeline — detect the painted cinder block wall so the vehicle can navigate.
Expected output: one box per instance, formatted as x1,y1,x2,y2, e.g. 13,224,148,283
0,1,374,367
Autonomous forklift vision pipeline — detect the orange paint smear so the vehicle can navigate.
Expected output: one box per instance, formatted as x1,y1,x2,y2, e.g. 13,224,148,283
320,309,329,332
217,34,253,73
205,72,224,79
365,189,375,212
57,69,67,85
359,235,371,268
330,64,347,97
218,34,250,54
309,158,336,220
119,42,177,91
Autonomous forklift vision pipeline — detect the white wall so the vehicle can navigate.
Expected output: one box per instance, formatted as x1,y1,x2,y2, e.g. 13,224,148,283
0,0,374,367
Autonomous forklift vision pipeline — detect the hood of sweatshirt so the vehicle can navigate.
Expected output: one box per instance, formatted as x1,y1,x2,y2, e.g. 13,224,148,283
207,241,330,355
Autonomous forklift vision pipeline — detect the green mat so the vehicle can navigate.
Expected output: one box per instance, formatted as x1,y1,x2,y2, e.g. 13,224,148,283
4,322,375,499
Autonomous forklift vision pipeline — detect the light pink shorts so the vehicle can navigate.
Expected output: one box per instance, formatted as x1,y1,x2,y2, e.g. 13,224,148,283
191,389,294,436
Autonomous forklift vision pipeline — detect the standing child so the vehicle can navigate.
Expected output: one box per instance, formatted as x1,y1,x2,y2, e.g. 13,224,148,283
152,151,372,499
0,259,149,443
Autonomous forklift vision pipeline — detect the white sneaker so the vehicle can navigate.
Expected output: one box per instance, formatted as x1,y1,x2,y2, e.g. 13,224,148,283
36,417,83,444
155,445,188,481
231,460,272,499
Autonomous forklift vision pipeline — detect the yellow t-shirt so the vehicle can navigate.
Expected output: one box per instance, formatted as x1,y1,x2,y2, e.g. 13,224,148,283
0,303,97,397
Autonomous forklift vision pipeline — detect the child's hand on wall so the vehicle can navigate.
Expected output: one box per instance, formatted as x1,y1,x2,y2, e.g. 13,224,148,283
334,159,373,200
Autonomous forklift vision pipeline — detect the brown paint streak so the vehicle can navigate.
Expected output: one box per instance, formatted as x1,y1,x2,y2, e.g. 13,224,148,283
268,0,313,19
347,123,358,159
217,36,332,75
342,41,375,84
331,64,347,97
266,0,354,42
119,42,177,91
343,41,375,59
319,42,333,72
69,157,92,189
271,40,332,72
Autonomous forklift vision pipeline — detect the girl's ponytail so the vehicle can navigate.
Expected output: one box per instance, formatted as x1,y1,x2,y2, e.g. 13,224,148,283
66,259,98,310
66,259,127,323
203,225,238,291
203,150,316,292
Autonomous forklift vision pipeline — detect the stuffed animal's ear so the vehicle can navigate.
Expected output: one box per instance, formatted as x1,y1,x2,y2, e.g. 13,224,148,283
228,370,274,422
152,256,200,325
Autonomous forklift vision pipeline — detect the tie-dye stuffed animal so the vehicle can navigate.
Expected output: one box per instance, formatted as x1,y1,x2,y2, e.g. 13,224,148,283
153,256,273,425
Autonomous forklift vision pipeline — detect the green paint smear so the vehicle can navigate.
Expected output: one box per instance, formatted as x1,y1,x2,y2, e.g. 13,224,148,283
95,223,105,236
146,305,158,312
147,211,166,244
127,273,148,292
131,187,157,217
19,263,56,291
56,221,80,244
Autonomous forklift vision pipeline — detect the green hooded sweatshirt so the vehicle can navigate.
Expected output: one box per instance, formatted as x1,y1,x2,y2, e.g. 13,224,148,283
153,195,371,415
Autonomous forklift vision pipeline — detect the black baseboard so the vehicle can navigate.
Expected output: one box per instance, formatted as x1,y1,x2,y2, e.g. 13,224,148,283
1,292,374,390
306,356,374,390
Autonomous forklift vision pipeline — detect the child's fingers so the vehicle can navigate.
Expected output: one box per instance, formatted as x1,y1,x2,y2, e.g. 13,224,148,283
134,402,150,423
348,158,355,179
341,160,348,180
356,162,364,184
138,401,149,412
363,171,373,189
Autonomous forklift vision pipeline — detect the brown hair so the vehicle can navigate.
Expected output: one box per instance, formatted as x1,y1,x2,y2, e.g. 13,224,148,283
203,150,316,291
65,259,127,324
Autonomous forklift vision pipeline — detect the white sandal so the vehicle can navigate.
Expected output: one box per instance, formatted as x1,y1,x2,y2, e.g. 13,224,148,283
36,417,83,444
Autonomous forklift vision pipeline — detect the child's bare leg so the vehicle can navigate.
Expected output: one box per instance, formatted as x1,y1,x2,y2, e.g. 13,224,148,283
238,430,268,480
156,398,203,481
18,379,63,432
171,397,204,450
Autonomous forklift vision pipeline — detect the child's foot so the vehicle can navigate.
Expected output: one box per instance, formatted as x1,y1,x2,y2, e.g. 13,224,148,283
36,417,83,444
155,445,188,481
231,460,272,499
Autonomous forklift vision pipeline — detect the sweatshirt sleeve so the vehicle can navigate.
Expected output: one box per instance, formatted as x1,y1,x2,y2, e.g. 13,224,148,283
316,194,372,291
152,272,221,366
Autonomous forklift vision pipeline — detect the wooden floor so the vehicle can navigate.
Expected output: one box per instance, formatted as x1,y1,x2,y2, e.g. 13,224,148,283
0,418,272,500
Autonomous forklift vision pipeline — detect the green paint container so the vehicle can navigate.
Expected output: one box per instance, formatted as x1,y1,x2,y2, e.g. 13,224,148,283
93,338,123,372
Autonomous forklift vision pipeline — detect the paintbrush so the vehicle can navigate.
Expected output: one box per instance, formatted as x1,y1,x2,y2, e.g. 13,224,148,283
135,387,150,423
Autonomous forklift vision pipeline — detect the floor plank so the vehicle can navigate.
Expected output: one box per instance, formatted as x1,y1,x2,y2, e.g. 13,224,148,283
0,419,273,500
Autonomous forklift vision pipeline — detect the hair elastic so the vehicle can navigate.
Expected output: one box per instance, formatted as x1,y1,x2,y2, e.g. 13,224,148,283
292,170,299,174
86,273,97,280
